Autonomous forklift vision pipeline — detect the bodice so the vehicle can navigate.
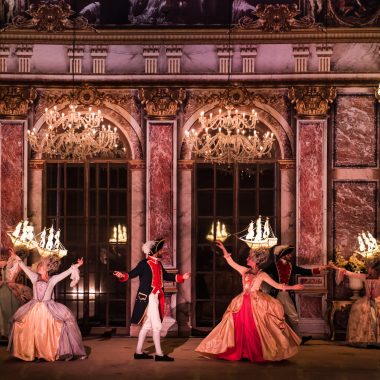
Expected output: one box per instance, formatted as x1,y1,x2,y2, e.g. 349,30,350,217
35,279,52,301
242,271,264,293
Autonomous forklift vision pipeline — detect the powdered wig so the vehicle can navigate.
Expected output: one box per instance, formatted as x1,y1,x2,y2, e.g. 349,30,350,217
37,256,61,274
248,247,270,267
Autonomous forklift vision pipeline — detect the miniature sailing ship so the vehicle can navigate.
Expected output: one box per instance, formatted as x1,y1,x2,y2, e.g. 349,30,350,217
109,224,127,244
236,216,277,249
356,231,380,259
7,220,36,251
206,220,230,242
34,226,68,258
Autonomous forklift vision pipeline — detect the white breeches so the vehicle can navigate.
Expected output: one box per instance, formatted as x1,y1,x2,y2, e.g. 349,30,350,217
141,292,162,332
277,291,299,333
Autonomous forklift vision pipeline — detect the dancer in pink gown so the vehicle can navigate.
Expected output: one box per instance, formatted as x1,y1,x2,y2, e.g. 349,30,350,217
196,241,304,362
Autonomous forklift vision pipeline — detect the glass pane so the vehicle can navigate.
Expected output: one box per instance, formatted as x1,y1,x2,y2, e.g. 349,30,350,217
259,163,275,188
258,190,274,216
196,245,213,271
118,166,127,188
109,191,127,216
239,165,257,189
110,166,119,188
197,218,214,244
65,218,85,244
46,190,57,217
99,165,108,188
90,166,96,188
216,166,233,188
89,190,97,217
197,165,213,189
99,191,108,216
197,190,213,216
238,191,256,217
46,164,57,188
66,166,84,189
196,273,213,300
215,300,232,324
66,190,84,216
216,190,233,216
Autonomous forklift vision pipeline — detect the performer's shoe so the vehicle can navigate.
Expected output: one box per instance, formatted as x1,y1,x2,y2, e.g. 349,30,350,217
300,335,312,345
134,352,154,360
155,354,174,362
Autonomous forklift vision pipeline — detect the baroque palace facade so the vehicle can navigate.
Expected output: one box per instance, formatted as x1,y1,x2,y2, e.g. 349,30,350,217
0,1,379,337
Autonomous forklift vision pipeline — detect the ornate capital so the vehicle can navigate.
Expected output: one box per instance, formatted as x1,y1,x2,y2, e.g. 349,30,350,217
178,160,195,170
288,86,336,118
278,159,295,170
138,88,186,118
9,0,91,32
0,87,37,117
28,159,45,170
235,4,321,32
129,160,145,170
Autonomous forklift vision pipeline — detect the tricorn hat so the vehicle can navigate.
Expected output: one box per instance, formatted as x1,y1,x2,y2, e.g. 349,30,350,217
274,245,295,259
142,238,165,256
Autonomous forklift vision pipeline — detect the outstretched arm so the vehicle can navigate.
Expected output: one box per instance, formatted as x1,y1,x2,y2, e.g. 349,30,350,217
13,254,38,283
261,271,304,291
113,261,144,282
50,258,84,286
328,261,367,280
162,265,191,283
215,241,248,276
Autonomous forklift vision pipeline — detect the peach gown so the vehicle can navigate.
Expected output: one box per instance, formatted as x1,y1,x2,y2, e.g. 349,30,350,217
196,271,301,362
8,261,86,361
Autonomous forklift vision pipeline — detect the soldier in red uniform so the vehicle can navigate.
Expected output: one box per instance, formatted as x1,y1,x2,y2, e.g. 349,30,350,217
263,245,327,344
114,238,190,361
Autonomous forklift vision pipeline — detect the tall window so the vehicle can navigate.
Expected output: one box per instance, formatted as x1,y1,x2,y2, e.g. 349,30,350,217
193,162,278,330
45,162,129,330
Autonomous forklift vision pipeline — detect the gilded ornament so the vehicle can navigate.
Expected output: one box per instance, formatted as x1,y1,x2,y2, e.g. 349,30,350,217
0,87,37,116
138,88,186,118
288,86,336,117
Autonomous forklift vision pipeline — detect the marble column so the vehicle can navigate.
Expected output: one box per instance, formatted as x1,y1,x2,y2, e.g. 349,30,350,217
177,160,194,336
137,87,186,336
0,121,27,247
278,160,296,245
289,86,336,336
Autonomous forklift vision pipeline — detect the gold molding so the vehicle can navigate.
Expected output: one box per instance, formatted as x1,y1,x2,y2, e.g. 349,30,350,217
278,159,295,170
0,87,37,117
138,88,186,118
1,28,380,45
28,159,45,170
288,86,336,118
129,160,145,170
178,160,195,170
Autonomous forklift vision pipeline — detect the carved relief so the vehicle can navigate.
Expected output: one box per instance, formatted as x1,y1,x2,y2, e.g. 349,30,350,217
235,4,321,32
9,0,92,32
185,87,288,120
288,86,336,117
0,87,37,116
36,84,138,120
138,88,186,118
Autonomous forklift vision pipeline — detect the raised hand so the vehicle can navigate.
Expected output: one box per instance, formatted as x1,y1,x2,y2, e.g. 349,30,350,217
113,271,124,279
76,257,84,268
215,240,229,257
183,272,191,280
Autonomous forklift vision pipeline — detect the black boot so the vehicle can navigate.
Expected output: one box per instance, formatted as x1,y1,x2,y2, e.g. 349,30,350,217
134,352,154,359
300,336,312,345
155,354,174,362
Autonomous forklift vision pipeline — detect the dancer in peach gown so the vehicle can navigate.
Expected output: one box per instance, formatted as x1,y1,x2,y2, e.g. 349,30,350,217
196,241,304,362
8,255,86,361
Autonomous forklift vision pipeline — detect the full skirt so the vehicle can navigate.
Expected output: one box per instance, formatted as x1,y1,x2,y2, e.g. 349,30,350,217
347,296,380,347
196,291,301,362
8,299,86,361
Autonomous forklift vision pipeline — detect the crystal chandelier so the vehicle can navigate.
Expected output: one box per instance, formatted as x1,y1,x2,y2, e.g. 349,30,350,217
28,104,122,160
185,105,275,164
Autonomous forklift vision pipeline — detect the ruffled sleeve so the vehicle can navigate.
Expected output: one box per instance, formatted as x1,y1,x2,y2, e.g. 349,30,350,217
70,265,80,288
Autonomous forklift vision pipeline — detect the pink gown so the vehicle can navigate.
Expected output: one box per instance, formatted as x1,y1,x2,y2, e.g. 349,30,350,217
346,278,380,346
195,271,301,362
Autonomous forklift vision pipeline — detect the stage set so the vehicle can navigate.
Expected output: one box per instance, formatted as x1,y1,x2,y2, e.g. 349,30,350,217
0,1,379,378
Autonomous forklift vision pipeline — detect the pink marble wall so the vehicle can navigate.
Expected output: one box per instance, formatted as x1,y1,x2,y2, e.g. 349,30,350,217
333,181,377,257
0,122,24,247
334,95,377,167
298,295,324,319
297,121,325,265
148,123,173,266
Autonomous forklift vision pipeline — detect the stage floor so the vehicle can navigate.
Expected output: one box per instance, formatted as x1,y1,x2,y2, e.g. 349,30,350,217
1,337,379,380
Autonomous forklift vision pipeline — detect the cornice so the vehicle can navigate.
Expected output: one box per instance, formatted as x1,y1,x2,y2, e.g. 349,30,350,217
1,27,380,44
